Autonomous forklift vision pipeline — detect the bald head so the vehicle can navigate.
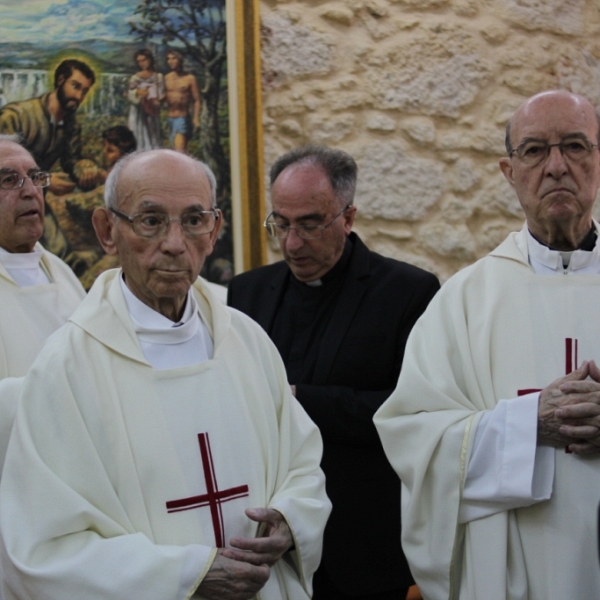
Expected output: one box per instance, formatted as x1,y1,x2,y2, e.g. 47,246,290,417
505,90,600,155
104,149,217,211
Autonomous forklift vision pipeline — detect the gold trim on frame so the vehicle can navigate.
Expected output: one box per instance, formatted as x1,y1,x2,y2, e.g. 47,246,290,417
228,0,266,274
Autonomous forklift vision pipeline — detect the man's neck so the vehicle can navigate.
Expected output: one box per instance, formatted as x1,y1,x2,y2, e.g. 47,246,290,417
528,220,595,251
123,276,188,323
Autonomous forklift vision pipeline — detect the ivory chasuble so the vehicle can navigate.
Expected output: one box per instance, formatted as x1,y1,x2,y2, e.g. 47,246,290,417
0,243,85,471
0,242,84,379
375,227,600,600
0,269,330,600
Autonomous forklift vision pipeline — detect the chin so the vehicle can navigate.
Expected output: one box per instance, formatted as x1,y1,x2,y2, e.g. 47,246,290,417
291,270,320,283
152,278,192,297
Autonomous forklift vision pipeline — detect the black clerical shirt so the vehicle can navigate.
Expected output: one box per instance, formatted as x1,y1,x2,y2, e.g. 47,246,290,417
270,237,353,384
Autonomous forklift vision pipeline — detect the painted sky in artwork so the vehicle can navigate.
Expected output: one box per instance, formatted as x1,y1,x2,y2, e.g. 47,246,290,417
0,0,137,44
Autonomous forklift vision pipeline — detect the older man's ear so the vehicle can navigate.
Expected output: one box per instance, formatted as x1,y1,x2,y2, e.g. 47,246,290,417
498,156,515,187
92,207,118,256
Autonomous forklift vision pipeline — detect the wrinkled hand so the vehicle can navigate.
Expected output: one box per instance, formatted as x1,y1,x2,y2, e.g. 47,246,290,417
222,508,294,567
538,361,600,453
195,550,270,600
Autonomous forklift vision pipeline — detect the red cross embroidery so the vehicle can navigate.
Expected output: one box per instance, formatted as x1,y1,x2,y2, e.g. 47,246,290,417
166,432,249,547
517,337,578,396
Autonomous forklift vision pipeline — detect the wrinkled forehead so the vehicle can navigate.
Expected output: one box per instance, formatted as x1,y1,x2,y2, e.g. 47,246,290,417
0,142,37,171
118,154,212,210
512,93,599,143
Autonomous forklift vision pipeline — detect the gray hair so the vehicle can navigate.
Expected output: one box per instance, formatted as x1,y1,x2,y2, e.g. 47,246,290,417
104,150,218,210
269,144,357,207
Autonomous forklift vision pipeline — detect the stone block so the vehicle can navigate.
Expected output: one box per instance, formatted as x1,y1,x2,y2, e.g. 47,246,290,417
306,113,357,143
400,117,436,144
366,113,397,132
488,0,586,36
320,6,355,26
420,221,477,261
261,15,335,87
354,141,445,220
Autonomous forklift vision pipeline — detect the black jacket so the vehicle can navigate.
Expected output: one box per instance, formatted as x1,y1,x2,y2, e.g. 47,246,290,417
227,232,440,594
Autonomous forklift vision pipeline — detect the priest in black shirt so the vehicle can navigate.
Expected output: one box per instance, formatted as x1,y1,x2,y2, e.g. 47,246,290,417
227,144,440,600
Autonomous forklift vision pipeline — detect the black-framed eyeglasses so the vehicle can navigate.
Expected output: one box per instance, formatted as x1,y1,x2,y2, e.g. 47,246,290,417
510,136,599,167
264,205,351,240
0,169,51,190
109,207,219,239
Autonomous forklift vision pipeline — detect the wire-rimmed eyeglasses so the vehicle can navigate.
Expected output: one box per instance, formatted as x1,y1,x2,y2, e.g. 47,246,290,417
510,136,598,167
109,207,219,239
0,169,51,190
264,205,351,240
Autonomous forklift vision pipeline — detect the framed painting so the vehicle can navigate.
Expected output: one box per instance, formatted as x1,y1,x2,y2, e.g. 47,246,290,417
0,0,266,290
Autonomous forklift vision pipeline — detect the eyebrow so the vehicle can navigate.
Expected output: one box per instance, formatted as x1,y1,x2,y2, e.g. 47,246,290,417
518,132,590,144
0,167,41,174
271,211,326,223
135,200,207,212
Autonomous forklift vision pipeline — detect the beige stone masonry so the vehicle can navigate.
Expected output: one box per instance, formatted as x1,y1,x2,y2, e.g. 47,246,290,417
259,0,600,281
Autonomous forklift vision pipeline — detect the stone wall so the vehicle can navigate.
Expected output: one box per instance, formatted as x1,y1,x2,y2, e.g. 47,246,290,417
258,0,600,281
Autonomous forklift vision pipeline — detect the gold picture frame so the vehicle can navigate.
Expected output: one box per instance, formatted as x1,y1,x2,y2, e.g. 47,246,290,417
228,0,267,274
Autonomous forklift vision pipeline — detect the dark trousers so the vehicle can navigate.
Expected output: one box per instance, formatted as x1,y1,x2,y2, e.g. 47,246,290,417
312,565,409,600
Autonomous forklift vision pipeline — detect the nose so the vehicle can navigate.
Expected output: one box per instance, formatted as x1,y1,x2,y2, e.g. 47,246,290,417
284,227,305,252
19,175,40,199
544,145,568,178
161,219,187,253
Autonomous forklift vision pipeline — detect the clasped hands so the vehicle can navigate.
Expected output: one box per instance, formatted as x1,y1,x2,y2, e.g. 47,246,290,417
196,507,293,600
538,360,600,454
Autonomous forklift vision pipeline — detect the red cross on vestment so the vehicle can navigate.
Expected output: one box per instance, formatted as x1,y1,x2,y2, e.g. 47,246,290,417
166,432,249,547
517,337,579,396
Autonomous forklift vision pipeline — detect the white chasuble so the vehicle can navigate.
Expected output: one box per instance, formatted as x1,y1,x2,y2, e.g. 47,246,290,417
375,227,600,600
0,269,330,600
0,242,85,379
0,243,85,472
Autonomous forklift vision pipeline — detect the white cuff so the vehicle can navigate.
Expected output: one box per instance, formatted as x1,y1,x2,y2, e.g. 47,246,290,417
459,393,554,524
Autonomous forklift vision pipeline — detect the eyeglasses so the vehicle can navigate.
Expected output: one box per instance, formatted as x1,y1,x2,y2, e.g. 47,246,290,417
110,207,219,239
0,169,51,190
264,205,351,240
510,137,598,166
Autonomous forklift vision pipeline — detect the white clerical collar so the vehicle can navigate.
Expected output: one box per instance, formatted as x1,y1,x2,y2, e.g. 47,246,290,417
119,275,214,369
0,246,50,287
526,226,600,274
119,275,199,343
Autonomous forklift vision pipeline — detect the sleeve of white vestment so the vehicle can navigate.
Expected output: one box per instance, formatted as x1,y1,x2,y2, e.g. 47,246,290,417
459,393,554,523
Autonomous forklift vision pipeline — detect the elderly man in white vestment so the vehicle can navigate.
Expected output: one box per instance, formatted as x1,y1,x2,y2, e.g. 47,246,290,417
375,89,600,600
0,135,85,467
0,148,331,600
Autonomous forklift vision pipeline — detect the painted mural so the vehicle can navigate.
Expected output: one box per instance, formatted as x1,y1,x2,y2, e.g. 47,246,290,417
0,0,232,289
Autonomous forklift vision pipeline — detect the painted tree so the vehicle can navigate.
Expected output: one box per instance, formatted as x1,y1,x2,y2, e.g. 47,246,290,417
129,0,233,284
129,0,229,194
